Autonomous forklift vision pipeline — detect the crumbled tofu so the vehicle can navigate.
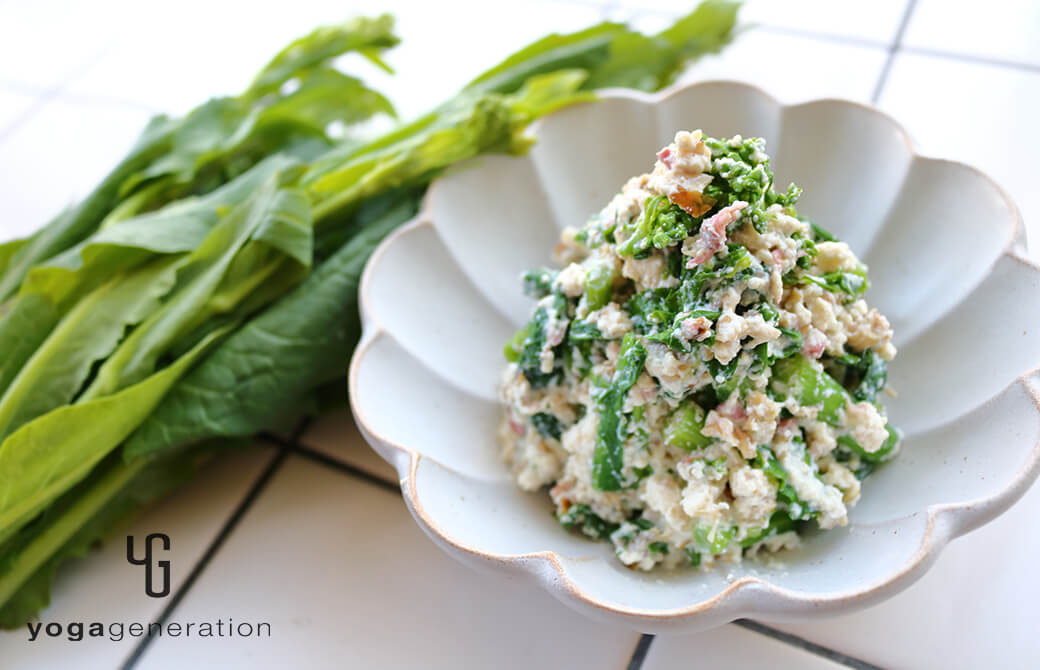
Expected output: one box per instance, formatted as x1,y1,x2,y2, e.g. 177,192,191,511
498,129,899,571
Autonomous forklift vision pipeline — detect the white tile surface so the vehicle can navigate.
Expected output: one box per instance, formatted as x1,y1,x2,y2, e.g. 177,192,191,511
676,27,888,103
0,444,277,670
298,406,399,484
618,0,909,44
744,0,909,44
0,0,133,90
133,454,643,670
0,97,153,243
877,52,1040,259
904,0,1040,68
773,478,1040,669
647,625,844,670
0,88,39,139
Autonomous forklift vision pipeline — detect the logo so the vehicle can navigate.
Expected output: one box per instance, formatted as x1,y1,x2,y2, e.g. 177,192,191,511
126,533,171,598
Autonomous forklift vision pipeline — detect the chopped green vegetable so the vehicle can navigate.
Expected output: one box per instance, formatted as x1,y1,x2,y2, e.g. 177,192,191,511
568,319,602,342
771,354,847,425
558,504,618,540
531,412,564,441
522,268,556,298
753,446,813,521
663,401,712,451
617,195,697,257
739,511,796,548
584,259,615,310
504,325,530,362
693,521,734,555
592,334,647,490
837,425,899,465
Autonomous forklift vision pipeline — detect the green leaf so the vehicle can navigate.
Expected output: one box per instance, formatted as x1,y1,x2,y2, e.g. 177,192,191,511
663,401,712,451
259,67,397,129
593,333,647,490
837,424,899,465
0,325,231,546
617,195,697,257
465,23,625,94
0,294,60,402
0,116,178,302
0,258,182,442
122,189,420,459
583,259,615,310
0,442,225,628
20,154,301,308
739,510,796,548
771,354,847,425
247,15,400,98
80,178,313,400
0,237,27,280
558,503,618,540
531,412,563,441
515,292,568,389
305,71,587,222
753,446,813,521
693,521,734,555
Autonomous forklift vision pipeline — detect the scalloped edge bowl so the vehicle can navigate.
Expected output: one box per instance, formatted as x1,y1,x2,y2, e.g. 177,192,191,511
349,80,1040,632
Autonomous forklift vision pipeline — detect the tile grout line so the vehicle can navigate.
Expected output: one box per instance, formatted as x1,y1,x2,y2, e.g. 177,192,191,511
0,42,115,143
752,23,888,51
286,441,402,496
625,633,655,670
870,0,918,105
271,436,884,668
900,45,1040,75
118,445,291,670
735,620,884,670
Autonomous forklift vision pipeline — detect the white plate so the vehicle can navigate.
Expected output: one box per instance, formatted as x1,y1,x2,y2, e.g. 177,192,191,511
349,81,1040,632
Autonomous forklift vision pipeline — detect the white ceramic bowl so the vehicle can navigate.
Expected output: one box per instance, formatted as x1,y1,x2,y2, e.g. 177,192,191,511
349,81,1040,632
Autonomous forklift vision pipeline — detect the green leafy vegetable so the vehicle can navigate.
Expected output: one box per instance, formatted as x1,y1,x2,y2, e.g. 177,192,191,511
592,333,647,491
531,412,564,441
771,354,846,425
583,259,615,310
663,401,712,451
558,504,618,540
837,425,900,465
617,195,697,256
739,511,797,548
753,446,813,522
785,268,869,297
693,521,734,555
123,189,419,458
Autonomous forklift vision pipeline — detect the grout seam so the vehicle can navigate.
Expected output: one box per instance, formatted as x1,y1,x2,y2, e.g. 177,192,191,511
626,633,655,670
754,24,888,51
288,441,402,496
118,446,290,670
734,620,884,670
870,0,918,104
0,43,113,143
900,46,1040,75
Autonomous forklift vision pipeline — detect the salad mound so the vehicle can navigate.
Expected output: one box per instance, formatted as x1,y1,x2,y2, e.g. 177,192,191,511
498,130,899,570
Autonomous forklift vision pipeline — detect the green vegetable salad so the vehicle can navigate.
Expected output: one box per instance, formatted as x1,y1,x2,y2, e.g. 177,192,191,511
499,130,899,570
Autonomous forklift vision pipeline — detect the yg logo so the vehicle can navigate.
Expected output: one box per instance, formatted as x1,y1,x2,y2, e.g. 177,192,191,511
126,534,171,598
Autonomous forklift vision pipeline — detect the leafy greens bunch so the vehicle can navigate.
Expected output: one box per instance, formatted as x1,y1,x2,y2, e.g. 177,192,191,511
0,2,740,626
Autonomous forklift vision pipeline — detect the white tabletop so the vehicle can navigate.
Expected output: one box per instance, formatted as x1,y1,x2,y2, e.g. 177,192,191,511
1,1,1038,668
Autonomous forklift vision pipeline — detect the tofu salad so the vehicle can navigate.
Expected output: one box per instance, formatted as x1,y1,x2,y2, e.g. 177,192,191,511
498,131,900,570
